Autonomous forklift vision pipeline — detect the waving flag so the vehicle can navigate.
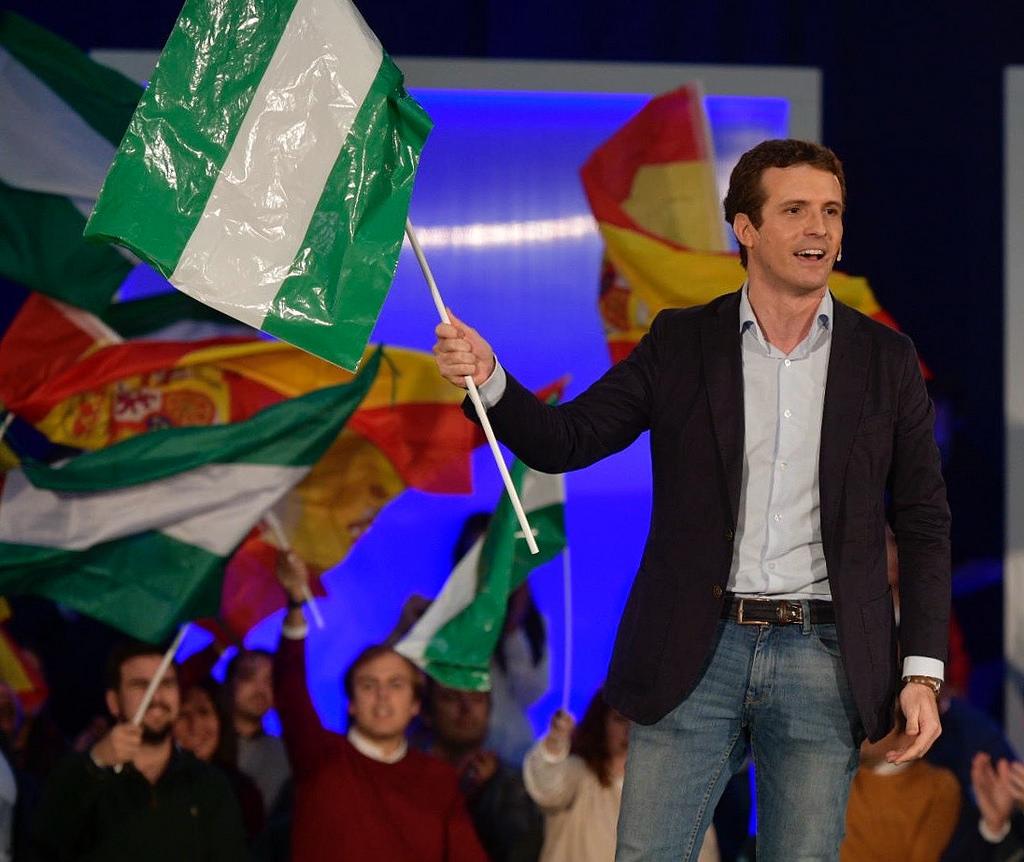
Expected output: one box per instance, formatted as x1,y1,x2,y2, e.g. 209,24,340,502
0,295,481,570
396,461,567,691
0,13,141,313
0,355,378,642
85,0,432,371
583,84,902,363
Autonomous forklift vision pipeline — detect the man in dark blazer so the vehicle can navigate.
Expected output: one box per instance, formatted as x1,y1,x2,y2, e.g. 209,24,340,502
433,139,950,861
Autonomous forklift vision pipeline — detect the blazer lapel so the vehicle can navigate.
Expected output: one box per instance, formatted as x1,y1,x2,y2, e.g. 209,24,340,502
701,291,745,526
819,298,872,548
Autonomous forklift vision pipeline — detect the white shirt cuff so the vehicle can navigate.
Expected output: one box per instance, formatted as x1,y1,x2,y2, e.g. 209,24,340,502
476,359,507,408
902,656,945,680
979,816,1012,843
281,620,309,640
538,735,569,764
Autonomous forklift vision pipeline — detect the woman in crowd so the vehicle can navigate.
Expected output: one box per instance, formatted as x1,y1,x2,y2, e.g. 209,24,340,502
523,687,718,861
174,675,265,842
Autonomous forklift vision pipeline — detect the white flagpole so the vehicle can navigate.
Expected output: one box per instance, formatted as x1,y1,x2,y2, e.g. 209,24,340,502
404,217,539,555
560,546,574,714
262,511,325,629
131,624,189,726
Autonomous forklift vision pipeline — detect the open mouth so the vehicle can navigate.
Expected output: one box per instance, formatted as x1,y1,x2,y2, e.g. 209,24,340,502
794,249,827,262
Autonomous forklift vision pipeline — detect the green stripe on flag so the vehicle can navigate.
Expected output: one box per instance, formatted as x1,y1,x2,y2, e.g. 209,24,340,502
0,532,225,643
21,347,381,493
262,54,431,371
84,0,302,274
0,180,131,313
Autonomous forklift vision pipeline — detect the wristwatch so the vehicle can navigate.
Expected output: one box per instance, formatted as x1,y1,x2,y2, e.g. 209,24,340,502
286,595,305,610
902,674,942,698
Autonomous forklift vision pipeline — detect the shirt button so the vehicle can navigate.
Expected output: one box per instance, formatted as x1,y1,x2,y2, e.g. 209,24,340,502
768,563,776,571
784,359,792,367
724,529,735,541
712,585,724,599
783,409,792,418
773,513,782,522
779,461,788,470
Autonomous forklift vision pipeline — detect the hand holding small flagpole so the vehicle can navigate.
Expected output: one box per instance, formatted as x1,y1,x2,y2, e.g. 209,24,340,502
404,217,539,555
131,624,189,727
263,511,325,629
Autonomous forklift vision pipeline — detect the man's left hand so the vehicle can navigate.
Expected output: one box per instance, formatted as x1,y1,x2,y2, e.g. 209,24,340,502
886,682,942,764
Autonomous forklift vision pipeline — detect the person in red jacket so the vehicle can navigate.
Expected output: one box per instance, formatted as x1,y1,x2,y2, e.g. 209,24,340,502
272,550,488,862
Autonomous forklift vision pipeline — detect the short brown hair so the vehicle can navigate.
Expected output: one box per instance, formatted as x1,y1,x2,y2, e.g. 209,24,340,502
343,644,424,702
105,641,169,691
723,139,846,267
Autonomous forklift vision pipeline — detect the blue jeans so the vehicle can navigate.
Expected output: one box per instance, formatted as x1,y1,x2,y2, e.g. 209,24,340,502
616,615,863,861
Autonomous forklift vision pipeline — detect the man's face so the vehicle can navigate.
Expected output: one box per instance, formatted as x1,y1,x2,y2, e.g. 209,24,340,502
174,687,220,762
735,164,844,295
348,652,419,743
107,655,179,743
231,653,273,724
430,684,490,750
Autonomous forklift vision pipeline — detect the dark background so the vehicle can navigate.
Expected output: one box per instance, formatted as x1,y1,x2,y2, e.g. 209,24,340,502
7,0,1023,723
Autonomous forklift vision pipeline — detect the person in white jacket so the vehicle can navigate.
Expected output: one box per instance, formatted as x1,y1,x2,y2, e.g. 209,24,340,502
524,689,719,862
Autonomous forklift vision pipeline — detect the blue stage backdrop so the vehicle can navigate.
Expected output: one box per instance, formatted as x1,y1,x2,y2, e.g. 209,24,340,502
167,88,788,734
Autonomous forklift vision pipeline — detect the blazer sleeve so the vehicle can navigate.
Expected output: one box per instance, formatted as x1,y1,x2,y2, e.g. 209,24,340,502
887,337,952,664
463,312,666,474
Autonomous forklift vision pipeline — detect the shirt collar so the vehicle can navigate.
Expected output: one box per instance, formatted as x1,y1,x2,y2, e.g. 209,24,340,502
347,727,408,764
739,283,833,338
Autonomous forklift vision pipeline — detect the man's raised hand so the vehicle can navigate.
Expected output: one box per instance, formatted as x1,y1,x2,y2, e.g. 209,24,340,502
543,709,575,758
433,311,495,388
91,722,142,768
275,549,309,606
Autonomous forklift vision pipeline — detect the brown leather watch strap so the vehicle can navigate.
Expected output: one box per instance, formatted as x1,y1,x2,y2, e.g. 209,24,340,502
902,674,942,698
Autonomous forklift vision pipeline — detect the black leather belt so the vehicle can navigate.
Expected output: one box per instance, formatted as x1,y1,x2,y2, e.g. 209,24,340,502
721,593,835,626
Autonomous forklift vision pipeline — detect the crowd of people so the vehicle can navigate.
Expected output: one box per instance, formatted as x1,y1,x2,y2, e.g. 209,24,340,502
0,541,1017,861
1,137,1022,860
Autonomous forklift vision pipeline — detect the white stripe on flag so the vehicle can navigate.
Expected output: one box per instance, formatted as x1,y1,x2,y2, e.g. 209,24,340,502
0,48,116,199
396,537,485,662
521,470,565,511
170,0,383,327
0,463,307,555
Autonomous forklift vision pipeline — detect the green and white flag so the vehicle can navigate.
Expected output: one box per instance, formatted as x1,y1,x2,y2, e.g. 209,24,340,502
85,0,432,372
0,350,379,642
396,461,567,691
0,13,142,312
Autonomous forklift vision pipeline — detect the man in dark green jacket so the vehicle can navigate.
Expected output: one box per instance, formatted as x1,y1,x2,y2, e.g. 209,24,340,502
31,641,247,861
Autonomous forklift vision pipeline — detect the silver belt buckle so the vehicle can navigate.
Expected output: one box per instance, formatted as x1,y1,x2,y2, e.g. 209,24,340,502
778,601,803,625
736,597,771,625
